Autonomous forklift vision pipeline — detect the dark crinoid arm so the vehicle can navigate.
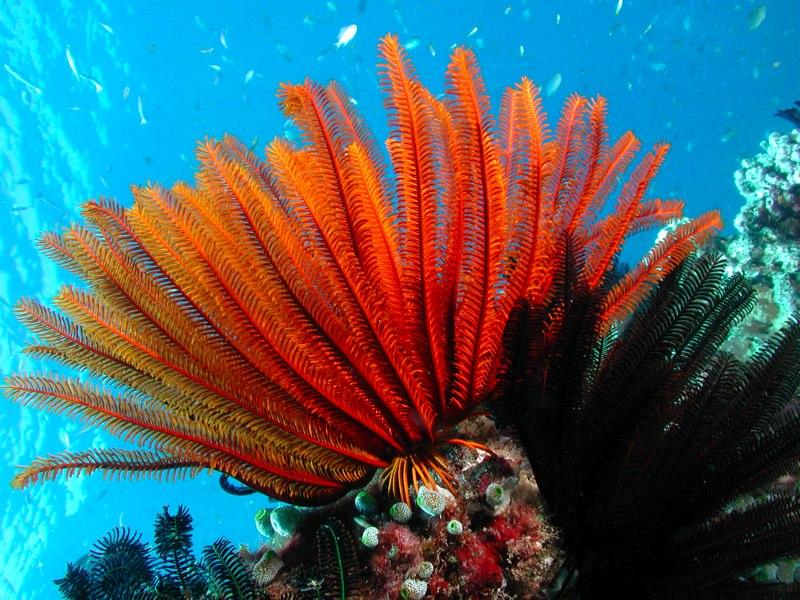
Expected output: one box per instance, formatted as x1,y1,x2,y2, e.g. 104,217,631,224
500,252,800,598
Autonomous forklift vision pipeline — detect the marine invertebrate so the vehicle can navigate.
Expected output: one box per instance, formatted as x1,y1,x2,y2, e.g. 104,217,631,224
153,505,207,598
417,561,434,580
389,501,412,523
202,539,257,600
360,527,379,549
446,519,463,536
400,578,427,600
484,482,505,507
354,490,378,514
255,507,274,538
502,252,800,597
313,518,364,600
415,486,446,517
253,550,284,586
5,34,718,506
270,506,302,537
55,505,250,600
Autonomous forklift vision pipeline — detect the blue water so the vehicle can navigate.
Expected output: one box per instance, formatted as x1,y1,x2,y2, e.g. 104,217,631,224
0,1,797,597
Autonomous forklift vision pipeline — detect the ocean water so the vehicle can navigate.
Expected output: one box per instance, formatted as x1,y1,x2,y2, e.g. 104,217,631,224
0,1,797,597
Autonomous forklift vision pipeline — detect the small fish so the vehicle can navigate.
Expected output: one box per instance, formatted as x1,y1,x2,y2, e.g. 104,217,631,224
65,46,80,81
404,37,421,50
546,72,562,96
468,26,478,37
199,47,215,54
122,85,131,100
556,13,561,25
276,44,292,61
428,44,436,57
775,101,800,128
649,62,666,72
642,23,653,35
244,69,255,84
720,128,736,143
208,64,222,72
99,22,114,34
84,76,102,93
137,96,147,125
519,44,525,57
335,24,357,48
220,29,229,49
3,64,42,94
504,6,511,15
748,5,766,30
615,0,623,16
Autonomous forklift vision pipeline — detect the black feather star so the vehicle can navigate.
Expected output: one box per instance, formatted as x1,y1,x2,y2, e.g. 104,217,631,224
55,505,255,600
500,252,800,598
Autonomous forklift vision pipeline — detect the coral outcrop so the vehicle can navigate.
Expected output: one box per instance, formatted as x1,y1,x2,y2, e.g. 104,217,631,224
721,128,800,356
245,415,560,600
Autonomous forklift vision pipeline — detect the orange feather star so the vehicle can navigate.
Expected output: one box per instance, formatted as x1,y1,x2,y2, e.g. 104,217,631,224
4,35,721,506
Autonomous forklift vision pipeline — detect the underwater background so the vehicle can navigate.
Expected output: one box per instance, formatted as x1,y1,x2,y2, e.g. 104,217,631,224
0,0,798,597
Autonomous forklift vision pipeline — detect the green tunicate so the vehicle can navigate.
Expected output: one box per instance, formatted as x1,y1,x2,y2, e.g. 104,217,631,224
446,519,463,536
485,482,505,507
353,516,373,529
415,486,445,517
355,490,378,514
270,506,301,537
389,501,412,523
417,561,434,580
254,508,273,537
361,526,380,548
400,578,427,600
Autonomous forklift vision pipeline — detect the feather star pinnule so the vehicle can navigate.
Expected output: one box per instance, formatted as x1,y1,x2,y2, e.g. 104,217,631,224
4,35,721,506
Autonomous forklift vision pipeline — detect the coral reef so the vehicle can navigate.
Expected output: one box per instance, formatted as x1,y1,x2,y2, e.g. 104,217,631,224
243,415,559,599
719,128,800,357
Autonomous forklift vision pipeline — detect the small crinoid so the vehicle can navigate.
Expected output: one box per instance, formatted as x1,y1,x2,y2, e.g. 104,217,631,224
5,34,718,506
